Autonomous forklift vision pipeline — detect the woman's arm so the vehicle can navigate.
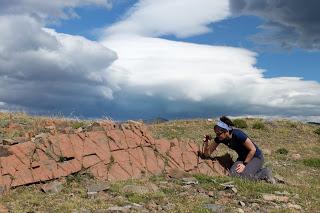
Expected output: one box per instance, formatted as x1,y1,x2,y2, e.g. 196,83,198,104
243,138,256,164
236,137,256,173
203,141,219,157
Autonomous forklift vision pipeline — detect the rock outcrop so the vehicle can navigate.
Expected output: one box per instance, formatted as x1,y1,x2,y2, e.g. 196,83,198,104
0,121,232,190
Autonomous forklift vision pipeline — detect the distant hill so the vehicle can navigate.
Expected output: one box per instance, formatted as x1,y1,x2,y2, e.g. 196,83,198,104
307,121,320,125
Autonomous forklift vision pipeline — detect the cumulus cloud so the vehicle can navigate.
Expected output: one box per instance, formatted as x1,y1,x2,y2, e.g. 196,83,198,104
230,0,320,50
0,15,118,116
0,0,112,20
105,0,230,37
101,35,320,118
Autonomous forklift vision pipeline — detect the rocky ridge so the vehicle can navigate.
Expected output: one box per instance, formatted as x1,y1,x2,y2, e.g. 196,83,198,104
0,120,231,190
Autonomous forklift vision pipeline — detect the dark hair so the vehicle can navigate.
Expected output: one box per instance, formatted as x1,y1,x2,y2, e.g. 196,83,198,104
220,116,234,127
214,116,234,133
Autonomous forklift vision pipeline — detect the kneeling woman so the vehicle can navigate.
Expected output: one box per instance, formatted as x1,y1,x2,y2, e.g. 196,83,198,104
203,116,275,183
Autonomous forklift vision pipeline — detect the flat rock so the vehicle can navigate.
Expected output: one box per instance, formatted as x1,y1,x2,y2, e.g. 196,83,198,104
0,203,9,213
182,177,199,185
262,194,289,203
203,204,225,212
291,153,301,161
41,181,64,193
2,139,18,146
86,181,110,193
287,203,302,210
122,185,150,195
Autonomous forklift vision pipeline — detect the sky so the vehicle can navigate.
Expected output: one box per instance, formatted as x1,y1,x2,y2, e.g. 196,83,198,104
0,0,320,121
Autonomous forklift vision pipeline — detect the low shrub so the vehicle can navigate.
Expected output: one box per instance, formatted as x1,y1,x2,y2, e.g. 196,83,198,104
72,122,85,129
276,148,289,155
0,120,9,128
252,121,265,130
233,119,248,129
314,128,320,135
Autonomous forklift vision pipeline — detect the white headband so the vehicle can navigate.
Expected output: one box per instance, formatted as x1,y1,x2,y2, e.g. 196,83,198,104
217,120,232,131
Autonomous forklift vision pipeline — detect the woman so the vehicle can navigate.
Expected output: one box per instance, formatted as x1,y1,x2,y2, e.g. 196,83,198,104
203,116,275,183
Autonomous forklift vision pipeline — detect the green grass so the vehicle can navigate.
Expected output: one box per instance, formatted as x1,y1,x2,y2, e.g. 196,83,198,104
1,114,320,212
302,158,320,168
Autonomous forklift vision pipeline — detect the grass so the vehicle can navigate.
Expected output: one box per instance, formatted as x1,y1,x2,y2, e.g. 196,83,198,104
275,148,289,155
1,113,320,212
302,158,320,168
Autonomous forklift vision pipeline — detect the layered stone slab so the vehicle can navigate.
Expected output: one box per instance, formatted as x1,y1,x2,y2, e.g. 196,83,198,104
0,121,231,190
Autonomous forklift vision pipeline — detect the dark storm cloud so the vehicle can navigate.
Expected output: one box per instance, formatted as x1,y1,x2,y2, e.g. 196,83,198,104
0,15,118,117
230,0,320,50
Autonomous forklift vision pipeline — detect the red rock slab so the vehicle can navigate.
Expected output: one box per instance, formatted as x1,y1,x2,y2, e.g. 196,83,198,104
83,154,101,169
11,168,34,187
107,162,131,181
98,121,117,131
213,161,229,176
127,147,147,169
86,132,110,152
0,155,24,176
143,147,162,175
187,141,200,155
82,137,101,157
69,134,85,161
181,150,198,171
0,175,12,189
106,129,128,150
155,154,165,172
56,134,75,158
32,162,56,182
85,132,111,162
88,162,108,180
169,138,180,149
8,142,36,165
128,154,146,179
167,145,184,168
162,154,181,172
110,150,133,176
46,137,62,157
34,149,50,162
155,139,171,155
121,127,141,148
56,159,82,177
194,161,219,176
130,124,144,138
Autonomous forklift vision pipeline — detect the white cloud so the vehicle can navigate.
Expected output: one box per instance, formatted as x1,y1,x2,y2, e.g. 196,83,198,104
105,0,230,37
0,15,118,115
101,35,320,118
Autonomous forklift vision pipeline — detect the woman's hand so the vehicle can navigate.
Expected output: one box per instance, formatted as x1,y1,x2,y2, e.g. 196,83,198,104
203,134,212,142
236,163,246,173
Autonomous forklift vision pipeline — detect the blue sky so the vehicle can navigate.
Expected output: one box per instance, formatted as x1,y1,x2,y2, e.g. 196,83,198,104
0,0,320,121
